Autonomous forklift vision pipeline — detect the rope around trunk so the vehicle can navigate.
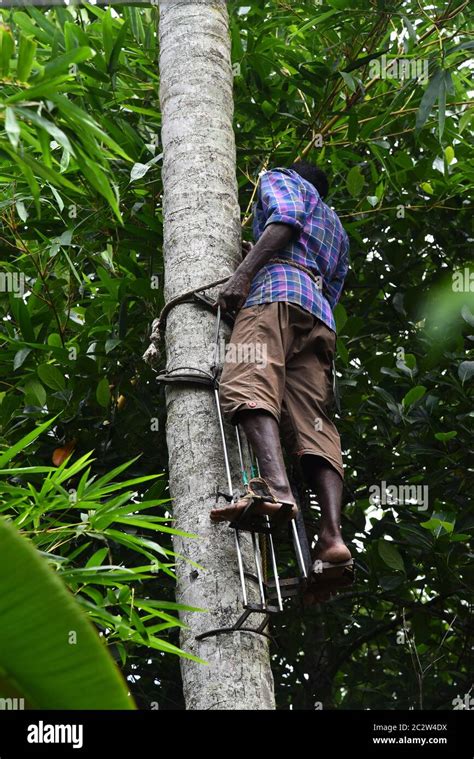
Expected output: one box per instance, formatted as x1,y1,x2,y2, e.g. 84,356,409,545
142,276,230,366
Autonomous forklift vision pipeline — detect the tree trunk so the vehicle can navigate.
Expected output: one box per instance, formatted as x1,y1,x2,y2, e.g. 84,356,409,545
158,0,276,710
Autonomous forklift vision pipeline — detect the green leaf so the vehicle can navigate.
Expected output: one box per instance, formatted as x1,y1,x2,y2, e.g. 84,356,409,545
37,364,66,391
336,337,348,365
16,34,37,81
4,75,71,104
9,294,35,342
434,431,457,442
340,71,356,92
0,416,57,468
402,385,426,408
86,547,109,568
230,16,244,59
15,199,28,221
12,11,49,43
130,153,162,182
13,348,31,370
102,10,114,65
105,338,121,354
0,517,135,708
0,139,81,194
458,361,474,383
403,353,417,370
96,377,111,408
334,303,348,332
401,15,417,44
262,100,276,117
347,166,365,197
0,26,15,77
5,107,20,150
75,149,123,223
24,379,47,407
438,71,446,140
420,518,454,536
378,540,405,572
39,46,94,80
415,69,443,132
47,94,132,161
288,9,338,39
459,110,473,134
14,107,75,155
108,20,130,76
444,145,455,164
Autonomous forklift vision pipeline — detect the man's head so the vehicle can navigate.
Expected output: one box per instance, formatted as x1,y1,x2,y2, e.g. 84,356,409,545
289,161,329,199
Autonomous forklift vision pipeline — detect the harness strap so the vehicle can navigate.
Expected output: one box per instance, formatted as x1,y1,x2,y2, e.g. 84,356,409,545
269,257,323,289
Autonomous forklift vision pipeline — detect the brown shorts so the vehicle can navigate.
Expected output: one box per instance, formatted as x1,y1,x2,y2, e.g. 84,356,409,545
219,302,344,480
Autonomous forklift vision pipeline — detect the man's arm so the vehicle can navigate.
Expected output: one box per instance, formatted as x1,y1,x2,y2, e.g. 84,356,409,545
217,223,294,314
218,168,307,314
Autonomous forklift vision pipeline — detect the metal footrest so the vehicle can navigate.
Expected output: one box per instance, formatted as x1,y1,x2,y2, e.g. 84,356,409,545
310,559,355,589
265,576,303,600
195,605,277,642
232,516,309,614
228,498,294,535
195,516,311,642
198,385,314,641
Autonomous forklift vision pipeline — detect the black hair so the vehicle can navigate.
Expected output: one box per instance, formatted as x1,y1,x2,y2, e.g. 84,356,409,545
289,161,329,199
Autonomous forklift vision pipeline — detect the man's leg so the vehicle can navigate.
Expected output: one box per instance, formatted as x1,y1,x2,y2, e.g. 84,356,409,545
211,303,296,524
239,410,294,503
210,410,297,522
278,311,351,566
301,454,351,564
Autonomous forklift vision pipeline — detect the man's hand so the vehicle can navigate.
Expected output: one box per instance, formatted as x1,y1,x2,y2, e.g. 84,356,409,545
217,269,252,315
218,226,292,315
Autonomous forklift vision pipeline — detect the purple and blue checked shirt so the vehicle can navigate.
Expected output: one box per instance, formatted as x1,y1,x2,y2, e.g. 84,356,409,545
243,167,349,333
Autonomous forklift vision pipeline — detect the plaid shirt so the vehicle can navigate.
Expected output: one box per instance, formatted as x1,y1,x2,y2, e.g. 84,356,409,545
243,167,349,333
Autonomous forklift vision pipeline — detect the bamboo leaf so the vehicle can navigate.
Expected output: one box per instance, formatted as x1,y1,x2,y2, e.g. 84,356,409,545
16,33,37,81
438,71,446,140
47,94,132,161
14,106,75,155
415,68,443,132
5,107,20,150
38,46,95,80
0,416,57,468
0,26,15,77
108,20,129,76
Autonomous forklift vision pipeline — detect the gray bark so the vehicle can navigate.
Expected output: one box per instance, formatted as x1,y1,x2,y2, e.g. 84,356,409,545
158,0,276,710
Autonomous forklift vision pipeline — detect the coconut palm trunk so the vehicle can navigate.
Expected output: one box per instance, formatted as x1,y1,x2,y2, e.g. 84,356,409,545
158,0,276,710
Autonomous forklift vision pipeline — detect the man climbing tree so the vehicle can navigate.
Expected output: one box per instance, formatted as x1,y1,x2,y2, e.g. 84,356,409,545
211,161,353,598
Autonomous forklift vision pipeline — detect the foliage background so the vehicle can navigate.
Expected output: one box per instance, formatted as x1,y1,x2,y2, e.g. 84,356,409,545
0,0,472,709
